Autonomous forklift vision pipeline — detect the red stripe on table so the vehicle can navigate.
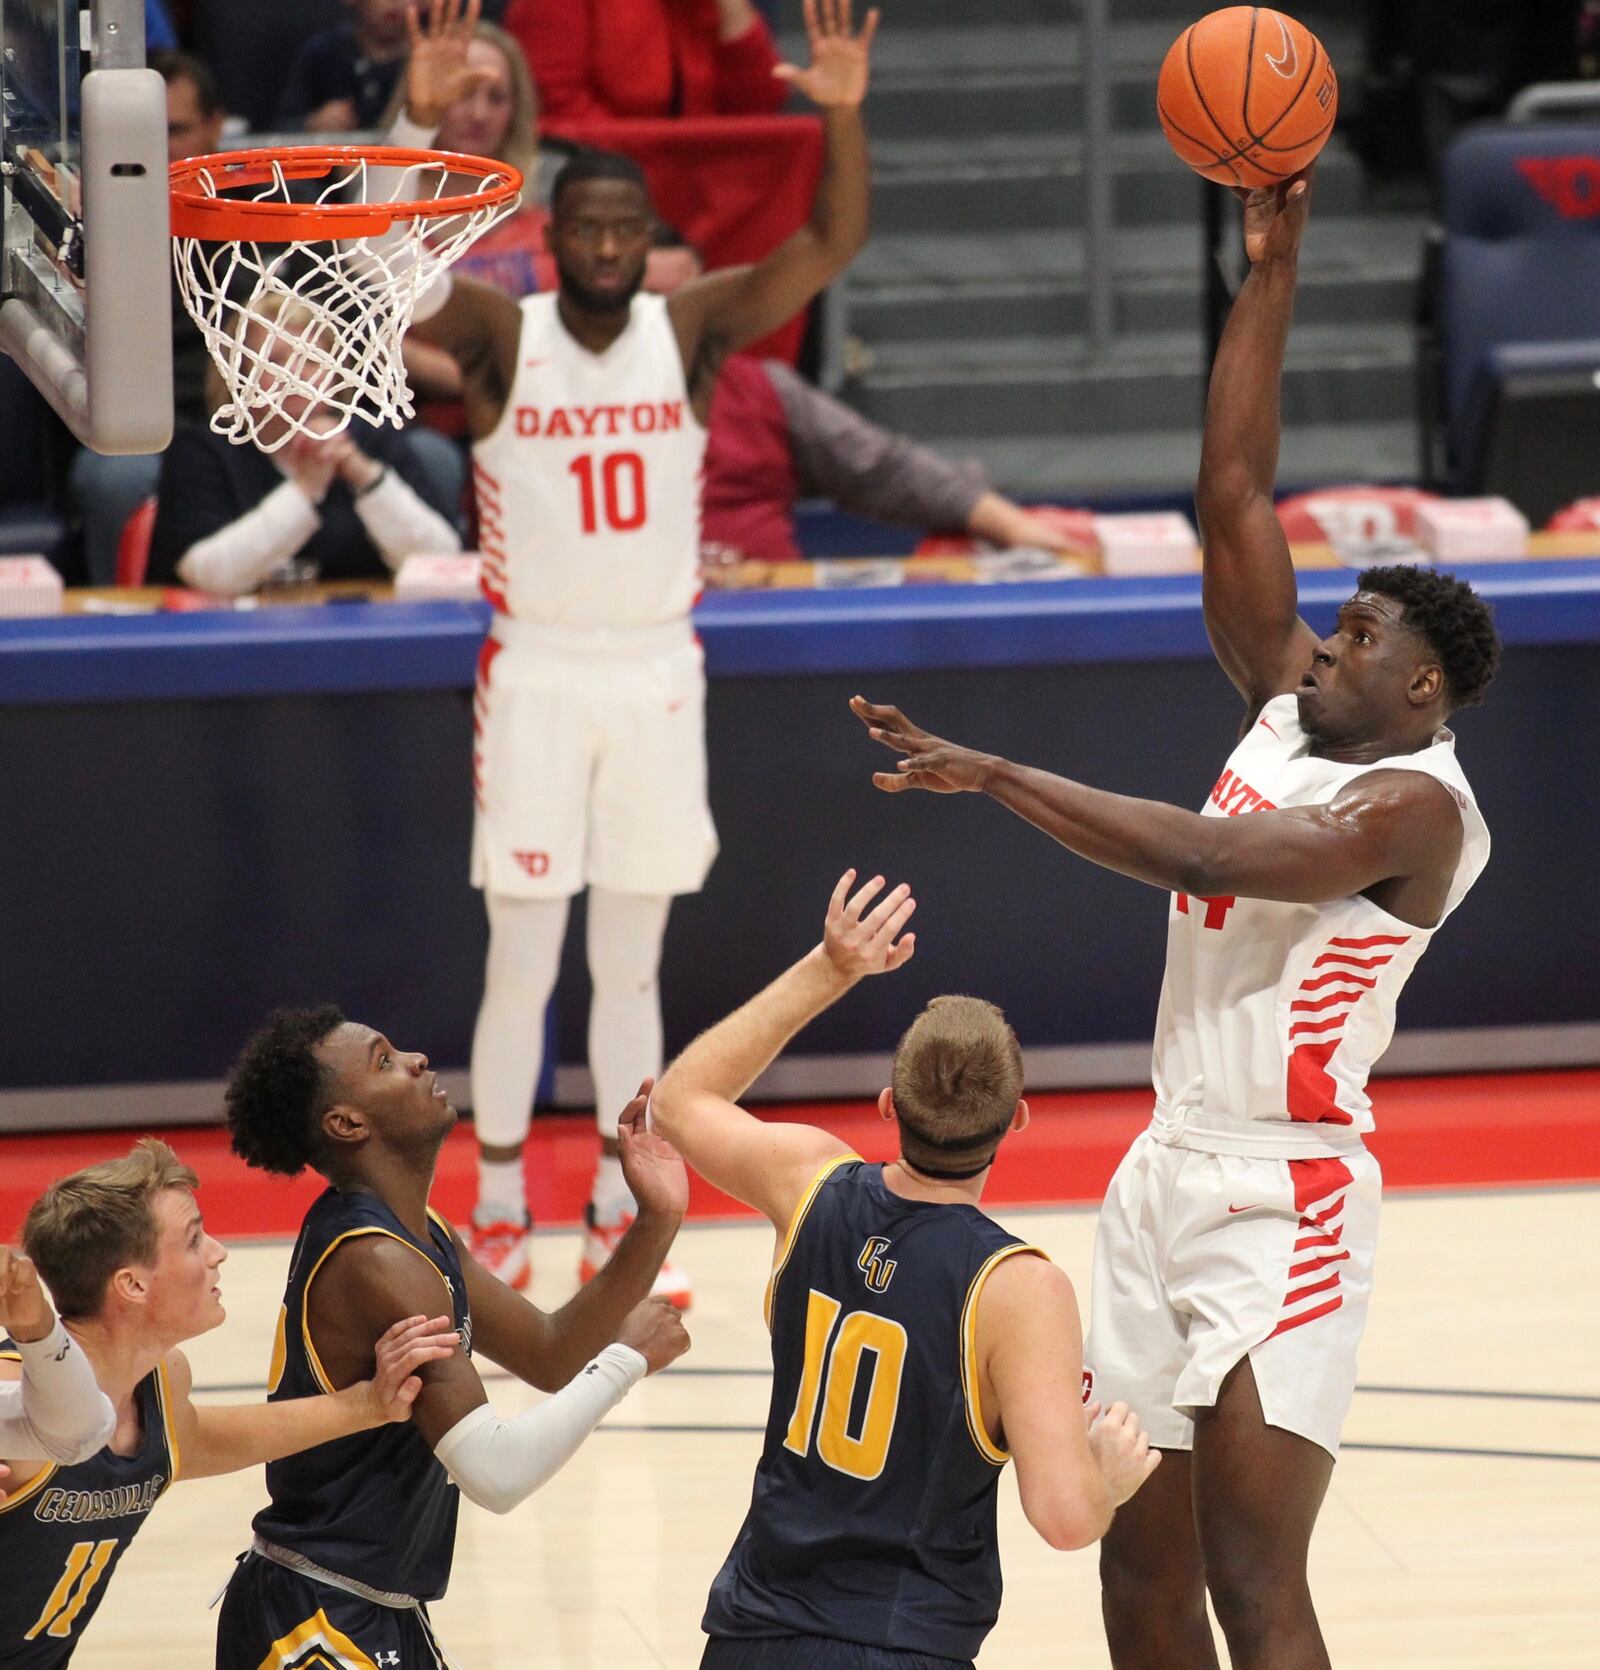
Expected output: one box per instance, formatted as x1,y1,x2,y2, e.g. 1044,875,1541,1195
1266,1296,1344,1340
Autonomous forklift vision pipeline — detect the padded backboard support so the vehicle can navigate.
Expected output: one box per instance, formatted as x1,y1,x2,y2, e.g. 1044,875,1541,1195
0,0,173,453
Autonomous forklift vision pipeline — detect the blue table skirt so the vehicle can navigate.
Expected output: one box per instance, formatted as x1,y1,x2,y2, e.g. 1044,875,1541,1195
4,561,1599,704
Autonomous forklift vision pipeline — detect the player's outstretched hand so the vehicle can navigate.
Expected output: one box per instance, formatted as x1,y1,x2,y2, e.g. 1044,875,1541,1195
617,1080,690,1224
1233,168,1312,268
850,695,996,796
822,869,916,980
617,1296,690,1376
1085,1399,1161,1507
365,1314,460,1424
0,1250,55,1345
774,0,879,108
405,0,496,129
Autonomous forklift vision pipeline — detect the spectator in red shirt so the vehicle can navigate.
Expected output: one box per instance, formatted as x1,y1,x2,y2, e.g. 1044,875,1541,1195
503,0,786,121
647,239,1089,564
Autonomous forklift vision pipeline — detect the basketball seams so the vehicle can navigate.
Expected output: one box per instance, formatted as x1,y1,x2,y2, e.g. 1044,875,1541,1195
1184,23,1245,158
1242,8,1260,141
1158,93,1244,186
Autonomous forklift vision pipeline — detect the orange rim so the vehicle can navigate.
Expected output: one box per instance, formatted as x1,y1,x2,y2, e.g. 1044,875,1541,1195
169,146,523,243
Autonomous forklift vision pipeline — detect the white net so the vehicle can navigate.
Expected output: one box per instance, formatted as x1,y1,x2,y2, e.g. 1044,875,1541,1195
172,150,520,452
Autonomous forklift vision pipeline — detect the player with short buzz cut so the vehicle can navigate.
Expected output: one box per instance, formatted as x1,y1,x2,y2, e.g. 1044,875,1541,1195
215,1005,690,1670
650,872,1160,1670
396,0,879,1308
0,1139,456,1668
854,171,1499,1670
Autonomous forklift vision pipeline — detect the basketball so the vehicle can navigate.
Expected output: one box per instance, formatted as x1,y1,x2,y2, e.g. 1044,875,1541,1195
1157,7,1338,189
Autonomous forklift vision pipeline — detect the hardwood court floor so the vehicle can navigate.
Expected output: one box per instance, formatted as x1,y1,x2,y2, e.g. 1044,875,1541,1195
72,1185,1600,1668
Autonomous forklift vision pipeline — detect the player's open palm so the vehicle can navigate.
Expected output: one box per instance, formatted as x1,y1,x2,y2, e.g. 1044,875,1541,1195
617,1080,690,1222
1235,169,1312,267
618,1296,691,1375
775,0,879,108
1085,1400,1161,1507
0,1250,54,1345
405,0,495,127
366,1313,461,1423
823,869,917,980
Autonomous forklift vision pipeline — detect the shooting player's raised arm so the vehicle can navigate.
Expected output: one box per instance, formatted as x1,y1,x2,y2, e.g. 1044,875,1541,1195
1195,176,1320,721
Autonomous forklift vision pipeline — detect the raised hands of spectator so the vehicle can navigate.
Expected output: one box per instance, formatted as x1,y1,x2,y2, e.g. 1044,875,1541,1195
774,0,879,108
405,0,497,128
305,97,360,134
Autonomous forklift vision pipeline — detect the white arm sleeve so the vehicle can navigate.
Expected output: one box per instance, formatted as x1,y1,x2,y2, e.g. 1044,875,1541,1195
0,1321,117,1464
352,470,462,568
176,480,322,596
432,1344,646,1515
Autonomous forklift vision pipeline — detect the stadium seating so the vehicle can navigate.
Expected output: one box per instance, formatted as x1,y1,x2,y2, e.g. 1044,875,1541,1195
1428,123,1600,511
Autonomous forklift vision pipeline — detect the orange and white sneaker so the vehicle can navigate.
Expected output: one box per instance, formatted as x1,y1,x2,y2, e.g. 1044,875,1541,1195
578,1204,692,1311
469,1212,531,1291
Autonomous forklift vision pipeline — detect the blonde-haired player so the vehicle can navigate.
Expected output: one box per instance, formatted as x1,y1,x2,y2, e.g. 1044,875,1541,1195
0,1140,454,1665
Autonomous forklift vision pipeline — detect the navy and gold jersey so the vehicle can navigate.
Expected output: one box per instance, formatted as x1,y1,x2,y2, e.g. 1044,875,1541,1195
252,1186,471,1603
703,1158,1044,1662
0,1342,179,1667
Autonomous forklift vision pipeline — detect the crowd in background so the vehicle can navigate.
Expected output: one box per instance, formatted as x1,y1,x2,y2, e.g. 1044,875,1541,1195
31,0,1600,588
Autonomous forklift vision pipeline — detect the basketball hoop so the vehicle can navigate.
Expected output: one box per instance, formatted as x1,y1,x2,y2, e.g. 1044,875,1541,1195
169,146,522,451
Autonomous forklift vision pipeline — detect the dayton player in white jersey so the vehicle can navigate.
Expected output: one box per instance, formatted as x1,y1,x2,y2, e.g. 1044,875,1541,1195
404,0,880,1303
852,173,1502,1670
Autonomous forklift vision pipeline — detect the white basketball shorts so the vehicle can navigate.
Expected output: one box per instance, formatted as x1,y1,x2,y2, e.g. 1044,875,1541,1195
470,617,719,900
1083,1128,1381,1457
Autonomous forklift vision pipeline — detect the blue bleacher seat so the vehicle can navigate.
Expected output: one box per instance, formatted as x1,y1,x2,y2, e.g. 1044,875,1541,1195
1434,123,1600,489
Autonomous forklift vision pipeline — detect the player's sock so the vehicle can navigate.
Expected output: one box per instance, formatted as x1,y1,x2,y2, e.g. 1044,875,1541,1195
590,1152,634,1228
470,889,571,1211
477,1156,526,1227
585,886,670,1137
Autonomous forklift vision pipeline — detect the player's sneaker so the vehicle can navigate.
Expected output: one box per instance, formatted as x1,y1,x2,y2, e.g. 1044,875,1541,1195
578,1204,692,1310
469,1212,531,1291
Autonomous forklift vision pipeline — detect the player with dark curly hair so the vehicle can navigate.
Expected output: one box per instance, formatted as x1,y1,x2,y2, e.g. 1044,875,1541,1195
215,1006,690,1669
850,173,1497,1670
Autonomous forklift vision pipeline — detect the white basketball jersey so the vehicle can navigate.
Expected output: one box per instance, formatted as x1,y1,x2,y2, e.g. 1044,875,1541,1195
472,293,707,629
1150,694,1490,1155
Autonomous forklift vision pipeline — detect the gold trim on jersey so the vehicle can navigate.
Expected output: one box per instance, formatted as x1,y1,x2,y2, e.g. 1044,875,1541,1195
763,1153,861,1331
0,1458,58,1514
960,1243,1048,1466
153,1356,182,1483
301,1228,455,1396
255,1607,380,1670
0,1348,59,1513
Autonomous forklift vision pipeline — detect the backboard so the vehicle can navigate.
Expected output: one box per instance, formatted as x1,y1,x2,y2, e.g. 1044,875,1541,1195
0,0,171,452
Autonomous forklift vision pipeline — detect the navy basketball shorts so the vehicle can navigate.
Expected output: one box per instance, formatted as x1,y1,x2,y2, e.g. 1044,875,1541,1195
215,1551,450,1670
701,1635,975,1670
